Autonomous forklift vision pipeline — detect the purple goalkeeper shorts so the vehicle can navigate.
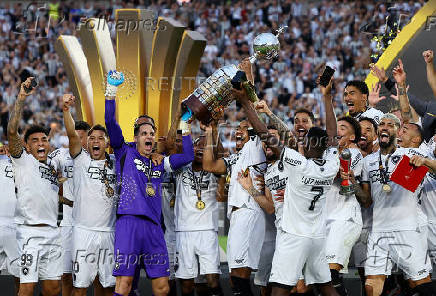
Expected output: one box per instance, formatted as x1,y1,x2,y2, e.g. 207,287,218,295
113,215,170,279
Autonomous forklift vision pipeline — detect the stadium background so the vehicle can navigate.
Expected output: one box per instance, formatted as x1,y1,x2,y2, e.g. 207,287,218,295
1,0,436,294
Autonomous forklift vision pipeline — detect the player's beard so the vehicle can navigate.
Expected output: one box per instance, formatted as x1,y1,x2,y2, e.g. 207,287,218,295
379,133,396,149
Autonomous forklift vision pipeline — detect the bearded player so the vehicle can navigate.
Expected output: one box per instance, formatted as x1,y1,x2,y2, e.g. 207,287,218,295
8,77,62,296
104,71,194,296
0,143,20,295
351,113,436,296
324,116,363,296
48,117,90,296
62,94,117,295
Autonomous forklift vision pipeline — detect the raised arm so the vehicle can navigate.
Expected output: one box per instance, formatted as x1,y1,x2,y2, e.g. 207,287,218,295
202,125,227,174
166,120,194,171
7,78,35,157
62,94,81,158
393,59,412,124
320,77,337,146
104,71,125,149
255,100,290,139
423,50,436,99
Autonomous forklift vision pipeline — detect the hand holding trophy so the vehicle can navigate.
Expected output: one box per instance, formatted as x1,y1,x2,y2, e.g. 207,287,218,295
180,27,287,125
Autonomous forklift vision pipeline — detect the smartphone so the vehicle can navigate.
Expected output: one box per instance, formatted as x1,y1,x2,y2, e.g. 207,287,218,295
23,77,38,93
319,66,335,87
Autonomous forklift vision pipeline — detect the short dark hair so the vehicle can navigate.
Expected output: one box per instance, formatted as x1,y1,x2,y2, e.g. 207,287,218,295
75,120,91,132
267,125,278,131
24,125,49,142
295,108,315,123
359,117,378,132
345,80,369,95
409,123,424,144
134,115,156,136
88,124,108,137
338,116,361,143
306,126,328,153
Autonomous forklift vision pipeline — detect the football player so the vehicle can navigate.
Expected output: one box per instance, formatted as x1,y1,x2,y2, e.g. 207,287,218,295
49,119,90,296
343,80,384,124
8,78,62,296
104,71,194,296
352,114,435,296
324,116,363,295
62,94,117,296
0,143,20,295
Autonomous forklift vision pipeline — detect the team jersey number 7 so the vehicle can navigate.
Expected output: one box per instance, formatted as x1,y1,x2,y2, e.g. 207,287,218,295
309,186,323,211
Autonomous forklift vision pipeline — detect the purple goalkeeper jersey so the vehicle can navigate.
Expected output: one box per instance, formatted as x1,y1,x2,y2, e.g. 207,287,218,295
105,100,194,224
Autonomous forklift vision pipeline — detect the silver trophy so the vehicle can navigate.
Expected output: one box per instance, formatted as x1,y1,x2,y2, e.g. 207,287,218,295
181,27,286,124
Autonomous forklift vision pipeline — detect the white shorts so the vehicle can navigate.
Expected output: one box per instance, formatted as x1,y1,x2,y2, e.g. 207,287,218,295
61,226,73,274
427,223,436,267
175,230,221,279
0,225,20,277
269,230,330,287
254,240,275,287
365,230,430,281
16,225,62,283
351,228,370,268
72,227,116,288
227,208,265,271
325,220,362,272
165,230,176,280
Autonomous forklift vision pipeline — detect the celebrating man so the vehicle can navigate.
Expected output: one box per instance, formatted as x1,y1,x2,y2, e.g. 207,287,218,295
7,77,62,296
104,71,194,296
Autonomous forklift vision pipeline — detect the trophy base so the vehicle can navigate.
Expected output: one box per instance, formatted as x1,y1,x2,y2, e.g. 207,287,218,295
182,94,213,125
339,185,355,196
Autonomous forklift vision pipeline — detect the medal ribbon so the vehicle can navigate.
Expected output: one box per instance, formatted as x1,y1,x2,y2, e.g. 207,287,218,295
378,151,392,186
190,167,205,202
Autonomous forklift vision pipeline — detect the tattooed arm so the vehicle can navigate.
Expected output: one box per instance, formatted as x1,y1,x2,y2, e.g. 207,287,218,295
7,78,35,158
393,59,412,124
237,169,274,214
255,100,290,137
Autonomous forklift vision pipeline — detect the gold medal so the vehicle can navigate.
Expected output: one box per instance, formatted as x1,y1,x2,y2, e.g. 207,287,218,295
106,186,115,197
146,184,156,196
170,197,175,208
196,200,206,210
382,183,392,193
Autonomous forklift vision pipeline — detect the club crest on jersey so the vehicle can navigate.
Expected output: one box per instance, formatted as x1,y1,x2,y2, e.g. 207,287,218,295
392,155,401,165
133,159,162,178
4,165,13,178
265,175,287,191
39,166,58,185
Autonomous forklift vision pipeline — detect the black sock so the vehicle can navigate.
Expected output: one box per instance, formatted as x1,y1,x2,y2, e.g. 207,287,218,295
210,286,224,296
330,269,348,296
410,282,436,296
231,276,253,296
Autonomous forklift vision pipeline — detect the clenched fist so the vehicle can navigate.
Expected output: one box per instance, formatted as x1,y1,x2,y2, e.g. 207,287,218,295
423,50,434,64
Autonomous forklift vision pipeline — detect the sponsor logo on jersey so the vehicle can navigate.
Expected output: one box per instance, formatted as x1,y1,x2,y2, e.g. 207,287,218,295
87,167,116,183
301,176,333,186
351,153,362,170
265,175,287,191
181,171,210,191
133,159,162,178
284,156,302,166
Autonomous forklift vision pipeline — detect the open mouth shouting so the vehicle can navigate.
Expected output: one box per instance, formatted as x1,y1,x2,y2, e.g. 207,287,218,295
296,128,307,139
37,147,46,158
379,131,391,144
346,101,355,112
144,141,153,151
236,134,243,147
